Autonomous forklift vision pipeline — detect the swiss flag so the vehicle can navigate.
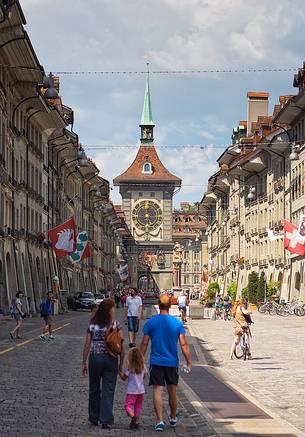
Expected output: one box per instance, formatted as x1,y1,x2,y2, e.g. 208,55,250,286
284,219,305,256
48,217,77,257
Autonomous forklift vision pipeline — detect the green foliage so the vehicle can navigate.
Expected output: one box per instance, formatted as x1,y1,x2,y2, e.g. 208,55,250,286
247,271,259,303
257,272,266,301
267,281,280,297
241,287,248,300
206,282,220,301
227,282,237,301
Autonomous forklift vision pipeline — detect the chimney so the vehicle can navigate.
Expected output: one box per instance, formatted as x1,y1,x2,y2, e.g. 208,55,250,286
246,92,269,136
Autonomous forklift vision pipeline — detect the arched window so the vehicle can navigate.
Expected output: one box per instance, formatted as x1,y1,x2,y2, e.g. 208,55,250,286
142,162,153,174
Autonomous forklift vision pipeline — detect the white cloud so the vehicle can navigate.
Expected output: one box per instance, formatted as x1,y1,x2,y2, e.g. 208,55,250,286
20,0,305,207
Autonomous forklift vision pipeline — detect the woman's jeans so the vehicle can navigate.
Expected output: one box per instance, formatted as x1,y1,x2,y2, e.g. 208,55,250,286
88,352,118,424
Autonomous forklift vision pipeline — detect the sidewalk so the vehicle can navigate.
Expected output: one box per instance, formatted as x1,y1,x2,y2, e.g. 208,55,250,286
176,306,304,437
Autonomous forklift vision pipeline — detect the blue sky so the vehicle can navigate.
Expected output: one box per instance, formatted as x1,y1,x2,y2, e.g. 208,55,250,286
21,0,304,206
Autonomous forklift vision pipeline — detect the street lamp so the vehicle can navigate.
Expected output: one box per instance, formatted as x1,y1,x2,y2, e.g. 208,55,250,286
289,143,300,161
43,73,59,99
247,186,256,200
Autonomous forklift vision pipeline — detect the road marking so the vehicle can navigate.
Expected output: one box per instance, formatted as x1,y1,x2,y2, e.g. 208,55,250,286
0,323,71,356
53,323,70,332
0,347,15,356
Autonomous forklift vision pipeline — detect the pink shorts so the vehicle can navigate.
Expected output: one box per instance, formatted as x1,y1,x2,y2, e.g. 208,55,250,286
124,393,144,418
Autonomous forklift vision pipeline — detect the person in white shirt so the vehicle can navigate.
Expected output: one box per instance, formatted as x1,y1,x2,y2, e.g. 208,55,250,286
124,288,142,347
178,291,188,323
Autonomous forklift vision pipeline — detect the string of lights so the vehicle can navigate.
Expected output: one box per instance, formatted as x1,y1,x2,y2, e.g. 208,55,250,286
0,63,300,75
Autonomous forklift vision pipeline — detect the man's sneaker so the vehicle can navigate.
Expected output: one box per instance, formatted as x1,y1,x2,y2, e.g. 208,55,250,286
48,335,55,340
154,422,165,432
39,335,46,341
169,417,178,428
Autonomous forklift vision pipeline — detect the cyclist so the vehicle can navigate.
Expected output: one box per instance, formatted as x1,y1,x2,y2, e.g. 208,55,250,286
178,290,188,323
223,294,232,320
229,299,253,360
215,292,223,319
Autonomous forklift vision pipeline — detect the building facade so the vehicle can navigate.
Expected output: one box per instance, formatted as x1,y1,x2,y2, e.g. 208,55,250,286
0,1,124,314
172,203,208,294
200,86,303,300
114,74,181,291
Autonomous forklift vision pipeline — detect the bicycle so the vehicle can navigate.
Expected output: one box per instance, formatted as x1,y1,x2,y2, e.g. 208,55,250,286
223,306,232,321
179,306,187,323
234,325,252,360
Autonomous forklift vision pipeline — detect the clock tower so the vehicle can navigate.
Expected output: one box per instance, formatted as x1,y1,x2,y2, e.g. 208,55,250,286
113,71,181,291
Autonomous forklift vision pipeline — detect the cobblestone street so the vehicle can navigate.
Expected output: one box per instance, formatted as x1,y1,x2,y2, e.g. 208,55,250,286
189,311,305,436
0,309,215,437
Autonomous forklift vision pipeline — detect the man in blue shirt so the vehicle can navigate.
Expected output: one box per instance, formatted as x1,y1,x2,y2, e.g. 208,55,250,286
140,294,191,432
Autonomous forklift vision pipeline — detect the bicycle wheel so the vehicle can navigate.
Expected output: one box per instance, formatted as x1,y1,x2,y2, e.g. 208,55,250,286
234,337,245,359
295,307,305,316
226,311,232,321
269,305,277,315
258,304,266,313
280,306,290,317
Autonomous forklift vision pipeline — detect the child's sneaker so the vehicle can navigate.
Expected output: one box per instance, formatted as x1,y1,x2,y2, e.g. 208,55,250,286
154,422,165,432
48,335,55,340
169,417,178,428
39,335,46,341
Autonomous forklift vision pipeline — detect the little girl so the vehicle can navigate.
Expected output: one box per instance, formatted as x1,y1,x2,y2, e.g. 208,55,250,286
120,347,147,429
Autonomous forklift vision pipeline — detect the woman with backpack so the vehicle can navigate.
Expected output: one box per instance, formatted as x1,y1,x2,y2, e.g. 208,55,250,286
9,291,25,340
82,298,125,429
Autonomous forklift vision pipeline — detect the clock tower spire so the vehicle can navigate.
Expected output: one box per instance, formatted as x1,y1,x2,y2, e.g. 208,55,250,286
140,62,155,144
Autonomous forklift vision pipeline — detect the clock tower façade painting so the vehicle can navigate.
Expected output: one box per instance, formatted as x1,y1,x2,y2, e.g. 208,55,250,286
113,72,181,291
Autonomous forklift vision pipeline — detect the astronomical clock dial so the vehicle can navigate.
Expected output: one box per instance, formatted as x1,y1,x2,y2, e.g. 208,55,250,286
133,200,162,232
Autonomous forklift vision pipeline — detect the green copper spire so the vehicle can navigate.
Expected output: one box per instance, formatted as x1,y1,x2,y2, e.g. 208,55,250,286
140,65,154,126
140,63,155,143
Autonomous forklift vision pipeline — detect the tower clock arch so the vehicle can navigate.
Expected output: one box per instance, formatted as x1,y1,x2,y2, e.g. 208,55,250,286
113,72,181,291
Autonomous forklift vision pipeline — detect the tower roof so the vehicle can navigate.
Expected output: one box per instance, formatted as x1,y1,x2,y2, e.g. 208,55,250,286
140,71,154,126
113,145,181,186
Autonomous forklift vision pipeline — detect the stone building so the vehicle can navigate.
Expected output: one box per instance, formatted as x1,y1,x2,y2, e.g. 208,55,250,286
0,1,124,314
201,90,299,300
114,73,181,291
172,203,207,294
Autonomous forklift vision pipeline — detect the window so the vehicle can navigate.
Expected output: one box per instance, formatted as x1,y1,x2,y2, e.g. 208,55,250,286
150,192,155,198
139,192,143,198
194,275,199,284
184,275,189,284
142,162,153,174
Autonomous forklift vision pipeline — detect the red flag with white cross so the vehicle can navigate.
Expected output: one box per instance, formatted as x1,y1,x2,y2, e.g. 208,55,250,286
284,219,305,256
48,217,77,257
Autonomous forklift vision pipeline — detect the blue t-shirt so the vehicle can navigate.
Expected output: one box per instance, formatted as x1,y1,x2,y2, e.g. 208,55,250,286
45,298,54,316
142,314,186,367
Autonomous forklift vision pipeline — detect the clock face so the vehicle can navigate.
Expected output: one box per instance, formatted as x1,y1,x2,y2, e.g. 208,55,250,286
133,200,162,232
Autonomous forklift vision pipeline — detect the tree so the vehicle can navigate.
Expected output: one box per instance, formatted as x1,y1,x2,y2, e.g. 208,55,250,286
247,271,259,303
227,282,237,301
241,287,248,300
257,272,266,301
206,282,220,301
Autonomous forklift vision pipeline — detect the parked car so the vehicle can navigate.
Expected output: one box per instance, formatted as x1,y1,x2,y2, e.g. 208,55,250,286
68,292,96,311
94,293,105,306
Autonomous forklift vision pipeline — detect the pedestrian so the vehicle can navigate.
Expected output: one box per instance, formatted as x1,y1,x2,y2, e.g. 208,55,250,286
121,291,127,308
82,298,125,429
140,294,192,432
124,288,142,348
39,291,55,341
120,347,147,429
9,291,25,340
178,290,187,323
114,290,121,308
